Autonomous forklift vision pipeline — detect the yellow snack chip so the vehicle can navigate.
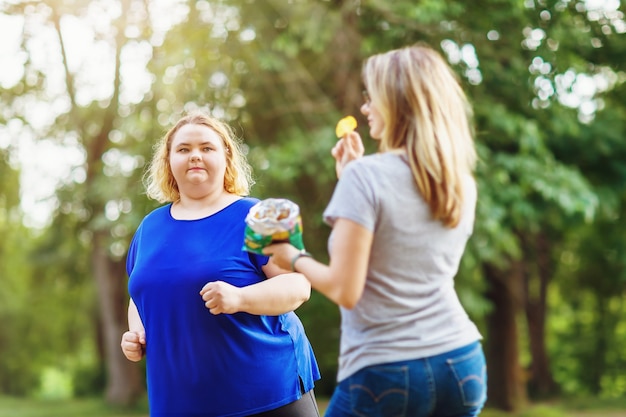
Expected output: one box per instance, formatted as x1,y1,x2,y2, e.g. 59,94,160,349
335,116,357,138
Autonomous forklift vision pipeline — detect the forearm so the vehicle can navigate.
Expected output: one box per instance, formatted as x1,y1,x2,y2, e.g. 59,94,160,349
292,219,371,309
239,273,311,315
292,256,358,308
122,299,146,362
128,299,145,332
261,219,371,309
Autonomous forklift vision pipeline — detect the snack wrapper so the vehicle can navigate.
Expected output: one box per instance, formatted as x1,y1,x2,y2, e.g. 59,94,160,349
243,198,305,254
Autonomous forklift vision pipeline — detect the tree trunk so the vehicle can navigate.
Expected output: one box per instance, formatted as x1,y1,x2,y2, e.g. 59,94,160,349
484,262,527,411
92,230,144,405
331,0,363,115
48,0,153,406
589,296,608,395
524,232,559,398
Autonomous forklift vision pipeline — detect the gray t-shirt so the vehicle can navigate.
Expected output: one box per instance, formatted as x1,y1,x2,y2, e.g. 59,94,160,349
323,152,482,382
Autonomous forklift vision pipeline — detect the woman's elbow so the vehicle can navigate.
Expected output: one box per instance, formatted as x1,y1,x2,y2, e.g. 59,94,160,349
294,274,312,304
334,289,362,309
298,286,311,304
337,298,357,309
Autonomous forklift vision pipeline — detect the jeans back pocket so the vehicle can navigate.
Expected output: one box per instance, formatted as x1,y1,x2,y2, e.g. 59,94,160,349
348,365,409,417
446,345,487,407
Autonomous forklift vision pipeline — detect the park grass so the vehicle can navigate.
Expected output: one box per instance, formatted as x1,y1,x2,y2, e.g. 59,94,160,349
1,395,626,417
0,396,148,417
480,395,626,417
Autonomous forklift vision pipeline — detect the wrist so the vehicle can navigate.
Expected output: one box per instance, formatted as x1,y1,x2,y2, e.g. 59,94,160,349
290,250,312,272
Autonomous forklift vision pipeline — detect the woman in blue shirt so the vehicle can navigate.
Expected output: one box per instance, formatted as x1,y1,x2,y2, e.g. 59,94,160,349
120,112,320,417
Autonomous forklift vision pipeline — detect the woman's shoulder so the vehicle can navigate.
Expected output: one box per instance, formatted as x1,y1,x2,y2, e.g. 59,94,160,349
129,205,172,242
228,196,260,215
344,153,379,173
135,204,174,231
143,204,172,220
343,153,406,180
356,152,404,167
462,173,477,202
238,196,261,208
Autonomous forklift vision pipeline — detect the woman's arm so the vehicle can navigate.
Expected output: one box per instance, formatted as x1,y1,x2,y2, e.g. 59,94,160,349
127,298,145,333
199,265,311,316
264,218,373,309
332,131,364,179
120,298,146,362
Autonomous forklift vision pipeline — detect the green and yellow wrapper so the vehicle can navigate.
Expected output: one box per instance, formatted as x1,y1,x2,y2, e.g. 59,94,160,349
243,198,305,254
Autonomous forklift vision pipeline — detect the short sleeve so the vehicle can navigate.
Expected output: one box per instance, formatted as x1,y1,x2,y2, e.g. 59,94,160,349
126,228,141,277
248,252,270,276
323,161,377,232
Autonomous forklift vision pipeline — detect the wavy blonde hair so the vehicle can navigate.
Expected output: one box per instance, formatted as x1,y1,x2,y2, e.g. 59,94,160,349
144,112,253,203
362,44,477,228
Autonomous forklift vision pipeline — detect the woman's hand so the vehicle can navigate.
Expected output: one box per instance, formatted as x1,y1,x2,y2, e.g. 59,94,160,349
262,243,302,272
120,330,146,362
200,281,243,315
332,131,364,179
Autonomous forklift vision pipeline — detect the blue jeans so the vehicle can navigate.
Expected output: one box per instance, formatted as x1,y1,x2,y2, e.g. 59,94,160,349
325,342,487,417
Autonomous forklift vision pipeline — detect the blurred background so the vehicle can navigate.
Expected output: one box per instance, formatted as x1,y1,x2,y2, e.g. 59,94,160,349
0,0,625,415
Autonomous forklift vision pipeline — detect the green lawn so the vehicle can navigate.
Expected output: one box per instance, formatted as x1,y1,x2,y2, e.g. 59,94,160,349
0,397,148,417
1,396,626,417
479,396,626,417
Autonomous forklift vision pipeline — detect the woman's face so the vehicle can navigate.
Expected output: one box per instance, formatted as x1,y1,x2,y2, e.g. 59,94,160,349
169,123,228,197
360,91,384,140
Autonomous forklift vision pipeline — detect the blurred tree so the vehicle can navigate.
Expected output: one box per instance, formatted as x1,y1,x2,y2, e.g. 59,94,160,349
547,58,626,396
0,150,35,394
0,0,159,405
450,0,622,408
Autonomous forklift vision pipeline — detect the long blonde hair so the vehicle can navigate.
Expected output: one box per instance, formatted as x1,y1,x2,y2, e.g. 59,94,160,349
363,44,476,228
144,112,253,203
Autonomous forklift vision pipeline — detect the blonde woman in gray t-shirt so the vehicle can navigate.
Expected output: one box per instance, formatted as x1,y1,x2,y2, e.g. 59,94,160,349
265,44,487,417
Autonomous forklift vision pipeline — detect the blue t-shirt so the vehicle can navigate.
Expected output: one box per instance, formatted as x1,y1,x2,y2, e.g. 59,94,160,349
127,198,320,417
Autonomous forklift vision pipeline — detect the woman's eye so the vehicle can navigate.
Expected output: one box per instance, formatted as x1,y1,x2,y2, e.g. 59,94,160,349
203,147,214,152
